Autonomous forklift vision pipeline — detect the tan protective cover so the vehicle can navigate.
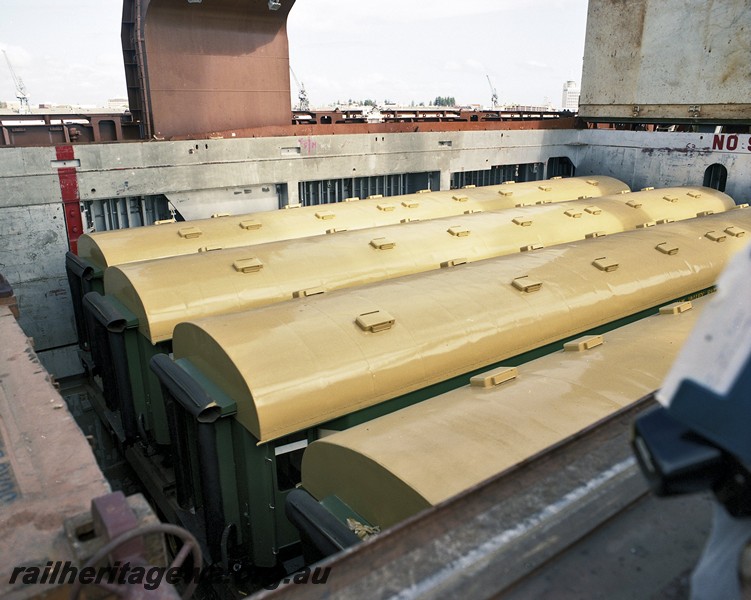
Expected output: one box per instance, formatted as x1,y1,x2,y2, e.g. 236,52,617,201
302,295,710,528
172,209,751,443
105,187,734,343
78,176,629,269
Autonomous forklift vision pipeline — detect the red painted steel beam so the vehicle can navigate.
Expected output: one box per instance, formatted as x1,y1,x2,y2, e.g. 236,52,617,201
55,145,84,254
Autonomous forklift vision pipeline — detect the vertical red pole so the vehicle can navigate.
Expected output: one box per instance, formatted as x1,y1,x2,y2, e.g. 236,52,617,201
56,145,84,254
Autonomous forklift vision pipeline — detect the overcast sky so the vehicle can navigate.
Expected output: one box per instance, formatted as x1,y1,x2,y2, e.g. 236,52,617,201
0,0,588,109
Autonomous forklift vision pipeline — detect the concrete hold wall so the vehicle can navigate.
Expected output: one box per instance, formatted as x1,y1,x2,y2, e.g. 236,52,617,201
580,0,751,121
576,129,751,204
1,127,750,378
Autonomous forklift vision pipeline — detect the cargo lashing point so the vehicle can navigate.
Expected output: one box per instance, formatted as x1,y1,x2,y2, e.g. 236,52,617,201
512,276,542,293
705,231,726,242
584,206,602,215
356,310,395,333
441,258,467,268
470,366,518,388
447,226,470,237
659,301,693,315
178,226,202,239
239,219,262,230
564,335,604,352
293,287,325,298
233,258,263,273
370,237,396,250
724,227,746,238
656,242,679,255
593,257,619,272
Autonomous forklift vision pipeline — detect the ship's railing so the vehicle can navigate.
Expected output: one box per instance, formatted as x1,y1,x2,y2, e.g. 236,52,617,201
0,112,141,147
292,107,572,125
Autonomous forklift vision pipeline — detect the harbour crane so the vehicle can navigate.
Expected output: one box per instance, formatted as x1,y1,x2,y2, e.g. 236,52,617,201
2,50,31,114
486,74,499,109
289,66,310,111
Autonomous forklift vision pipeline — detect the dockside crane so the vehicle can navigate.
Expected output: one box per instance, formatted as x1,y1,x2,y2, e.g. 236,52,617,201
289,66,310,111
2,50,31,114
486,74,499,109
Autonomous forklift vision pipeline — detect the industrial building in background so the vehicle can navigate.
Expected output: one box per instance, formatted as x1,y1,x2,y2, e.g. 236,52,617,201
561,80,580,111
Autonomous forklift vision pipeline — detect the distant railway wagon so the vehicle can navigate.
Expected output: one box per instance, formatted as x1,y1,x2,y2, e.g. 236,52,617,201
83,187,735,450
289,293,713,556
146,210,750,571
66,176,628,352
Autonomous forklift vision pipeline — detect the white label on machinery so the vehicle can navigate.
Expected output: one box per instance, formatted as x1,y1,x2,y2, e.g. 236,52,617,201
658,241,751,406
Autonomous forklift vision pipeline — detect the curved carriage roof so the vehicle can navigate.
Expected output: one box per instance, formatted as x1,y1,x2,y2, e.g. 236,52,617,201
301,295,710,528
171,209,751,443
78,175,629,269
106,186,734,343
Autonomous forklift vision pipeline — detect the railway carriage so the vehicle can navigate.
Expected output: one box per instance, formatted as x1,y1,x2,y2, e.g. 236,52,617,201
143,210,750,569
83,187,734,449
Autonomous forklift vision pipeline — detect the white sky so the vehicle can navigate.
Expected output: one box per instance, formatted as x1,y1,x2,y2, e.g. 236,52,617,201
0,0,588,109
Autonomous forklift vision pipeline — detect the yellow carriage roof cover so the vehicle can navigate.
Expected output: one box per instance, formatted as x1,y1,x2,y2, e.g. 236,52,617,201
106,186,734,344
172,209,751,444
78,175,629,269
301,294,710,528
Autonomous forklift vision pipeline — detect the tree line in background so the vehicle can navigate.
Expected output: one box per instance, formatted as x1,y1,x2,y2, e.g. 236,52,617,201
433,96,456,107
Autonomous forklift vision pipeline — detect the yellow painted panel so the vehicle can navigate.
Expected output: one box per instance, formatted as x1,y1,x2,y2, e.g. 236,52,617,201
171,211,751,443
302,295,710,527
